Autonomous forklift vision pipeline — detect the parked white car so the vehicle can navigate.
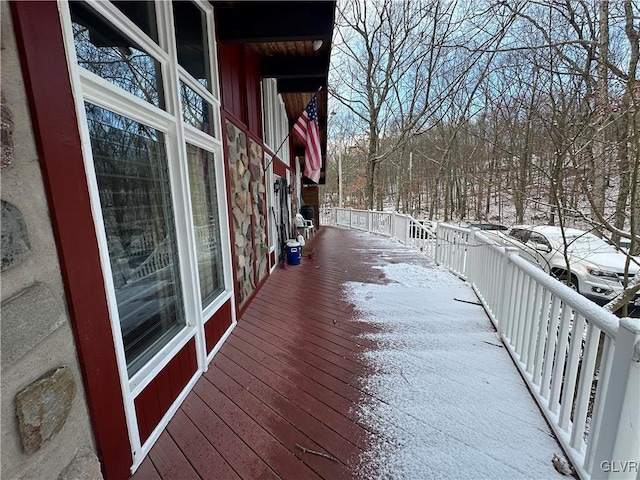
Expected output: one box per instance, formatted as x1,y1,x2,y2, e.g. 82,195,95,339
484,225,639,306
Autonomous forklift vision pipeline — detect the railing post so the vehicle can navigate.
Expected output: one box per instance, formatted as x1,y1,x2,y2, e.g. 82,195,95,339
390,213,396,239
368,210,373,233
466,231,478,284
591,317,640,480
496,247,520,334
404,215,410,244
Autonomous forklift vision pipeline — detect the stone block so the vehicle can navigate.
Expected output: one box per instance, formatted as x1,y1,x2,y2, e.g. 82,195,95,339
58,447,103,480
2,100,14,169
1,199,30,272
2,283,66,368
225,121,235,142
16,366,76,454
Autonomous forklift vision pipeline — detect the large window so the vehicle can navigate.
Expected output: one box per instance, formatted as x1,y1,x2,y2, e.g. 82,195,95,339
66,1,227,380
186,144,224,307
70,2,165,109
172,1,211,90
261,79,289,162
86,105,184,375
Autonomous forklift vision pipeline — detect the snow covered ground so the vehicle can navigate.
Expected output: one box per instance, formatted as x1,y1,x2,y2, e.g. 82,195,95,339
345,232,568,479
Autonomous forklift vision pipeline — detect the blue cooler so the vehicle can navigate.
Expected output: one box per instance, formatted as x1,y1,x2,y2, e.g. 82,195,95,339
286,240,301,265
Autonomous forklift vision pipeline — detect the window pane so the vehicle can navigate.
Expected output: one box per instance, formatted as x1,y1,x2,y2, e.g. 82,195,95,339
71,2,165,109
186,145,224,307
172,1,211,90
112,1,159,43
85,103,184,376
180,81,217,137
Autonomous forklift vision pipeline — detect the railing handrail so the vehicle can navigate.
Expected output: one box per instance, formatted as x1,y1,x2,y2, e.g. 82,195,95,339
508,249,620,338
473,230,620,338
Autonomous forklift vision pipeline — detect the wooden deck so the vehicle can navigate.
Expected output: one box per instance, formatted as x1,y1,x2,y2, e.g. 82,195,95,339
132,227,387,480
131,226,563,479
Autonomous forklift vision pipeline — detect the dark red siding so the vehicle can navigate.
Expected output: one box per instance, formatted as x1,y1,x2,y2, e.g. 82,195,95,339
273,157,289,178
135,338,198,444
218,43,246,123
205,299,233,354
244,47,262,137
218,43,262,135
10,3,131,479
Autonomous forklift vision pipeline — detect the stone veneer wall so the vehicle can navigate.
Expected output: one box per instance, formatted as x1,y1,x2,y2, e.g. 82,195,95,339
1,4,102,479
249,139,268,283
226,121,256,305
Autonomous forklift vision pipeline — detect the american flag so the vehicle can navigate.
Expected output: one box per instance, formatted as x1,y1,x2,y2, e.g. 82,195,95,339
292,96,322,183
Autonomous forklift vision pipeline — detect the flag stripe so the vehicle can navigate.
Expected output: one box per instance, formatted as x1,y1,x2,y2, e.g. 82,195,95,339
292,97,322,183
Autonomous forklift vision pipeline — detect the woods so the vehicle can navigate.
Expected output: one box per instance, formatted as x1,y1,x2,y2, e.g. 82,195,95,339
325,0,640,255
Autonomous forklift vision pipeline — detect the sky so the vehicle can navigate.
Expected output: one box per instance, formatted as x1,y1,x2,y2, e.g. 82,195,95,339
344,232,568,479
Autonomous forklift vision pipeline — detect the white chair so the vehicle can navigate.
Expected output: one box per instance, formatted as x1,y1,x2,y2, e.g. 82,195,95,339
295,213,315,239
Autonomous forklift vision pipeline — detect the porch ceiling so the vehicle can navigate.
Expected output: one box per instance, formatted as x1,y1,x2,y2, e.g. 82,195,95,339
212,1,336,185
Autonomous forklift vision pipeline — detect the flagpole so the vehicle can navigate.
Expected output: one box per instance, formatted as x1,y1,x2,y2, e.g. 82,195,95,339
263,85,323,173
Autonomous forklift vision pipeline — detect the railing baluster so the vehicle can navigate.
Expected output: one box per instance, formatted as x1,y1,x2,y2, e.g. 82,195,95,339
583,335,613,473
540,296,562,400
525,282,543,373
533,289,552,386
570,323,600,451
559,314,586,431
549,305,572,415
505,267,521,342
517,275,533,360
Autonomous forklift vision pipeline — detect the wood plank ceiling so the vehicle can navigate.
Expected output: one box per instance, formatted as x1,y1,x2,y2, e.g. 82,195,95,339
213,1,335,184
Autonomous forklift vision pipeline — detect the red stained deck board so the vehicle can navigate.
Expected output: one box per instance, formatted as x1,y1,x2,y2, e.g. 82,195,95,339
211,354,362,464
204,363,356,479
230,323,360,384
147,431,200,480
258,279,361,318
130,458,161,480
223,333,359,409
249,293,374,342
182,394,280,480
166,409,241,480
193,378,321,480
223,332,362,410
240,311,368,373
133,227,390,479
221,340,361,422
248,297,377,352
239,316,367,372
253,272,376,329
220,338,371,451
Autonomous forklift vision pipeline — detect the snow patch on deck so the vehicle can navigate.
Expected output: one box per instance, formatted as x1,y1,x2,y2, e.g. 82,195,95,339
345,237,566,479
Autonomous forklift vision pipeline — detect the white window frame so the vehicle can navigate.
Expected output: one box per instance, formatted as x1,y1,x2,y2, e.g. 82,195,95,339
58,0,235,472
265,155,278,259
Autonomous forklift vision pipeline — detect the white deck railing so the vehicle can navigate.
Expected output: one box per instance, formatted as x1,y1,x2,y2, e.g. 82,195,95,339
322,207,640,480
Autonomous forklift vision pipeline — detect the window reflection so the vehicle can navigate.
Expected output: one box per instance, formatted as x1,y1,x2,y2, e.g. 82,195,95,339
180,81,216,136
173,1,211,90
85,103,184,376
112,1,159,42
71,2,164,109
186,145,224,307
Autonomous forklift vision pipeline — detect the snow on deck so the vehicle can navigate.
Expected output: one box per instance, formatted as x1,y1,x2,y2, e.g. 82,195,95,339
346,231,566,479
